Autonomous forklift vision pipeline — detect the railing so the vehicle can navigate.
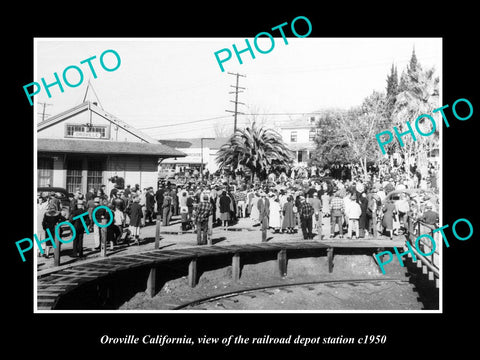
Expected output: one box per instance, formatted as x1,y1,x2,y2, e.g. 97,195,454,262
406,217,440,286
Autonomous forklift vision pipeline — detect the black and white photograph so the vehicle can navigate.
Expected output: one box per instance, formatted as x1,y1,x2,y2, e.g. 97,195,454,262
33,37,442,312
6,6,478,356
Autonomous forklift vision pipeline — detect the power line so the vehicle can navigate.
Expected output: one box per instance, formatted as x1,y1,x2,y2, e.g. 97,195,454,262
137,115,232,130
137,111,340,131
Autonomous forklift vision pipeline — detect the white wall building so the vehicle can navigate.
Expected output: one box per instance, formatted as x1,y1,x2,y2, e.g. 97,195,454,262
158,137,230,176
37,101,185,192
275,116,318,167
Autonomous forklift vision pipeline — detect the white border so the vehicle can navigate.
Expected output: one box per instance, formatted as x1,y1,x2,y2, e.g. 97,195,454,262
33,37,443,314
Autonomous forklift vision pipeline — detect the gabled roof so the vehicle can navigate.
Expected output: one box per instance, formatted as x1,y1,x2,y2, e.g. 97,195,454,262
38,138,186,157
37,101,159,144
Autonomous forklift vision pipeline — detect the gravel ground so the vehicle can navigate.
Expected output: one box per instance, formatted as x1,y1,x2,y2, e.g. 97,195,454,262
118,255,423,311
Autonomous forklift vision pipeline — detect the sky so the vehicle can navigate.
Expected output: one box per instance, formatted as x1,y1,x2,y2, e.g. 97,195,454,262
34,38,442,139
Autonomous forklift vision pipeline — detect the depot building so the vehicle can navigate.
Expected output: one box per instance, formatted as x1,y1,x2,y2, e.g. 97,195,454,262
37,100,185,193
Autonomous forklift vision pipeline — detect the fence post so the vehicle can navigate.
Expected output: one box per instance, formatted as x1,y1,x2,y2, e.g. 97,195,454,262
327,248,334,273
147,266,157,297
53,236,61,267
155,213,161,249
188,258,198,287
277,249,287,277
232,253,241,282
101,219,107,257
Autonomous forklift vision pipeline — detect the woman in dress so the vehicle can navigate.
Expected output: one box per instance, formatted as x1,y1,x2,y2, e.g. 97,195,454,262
249,191,260,225
382,199,396,240
219,190,231,230
321,191,330,217
268,194,282,232
282,196,295,233
127,196,143,245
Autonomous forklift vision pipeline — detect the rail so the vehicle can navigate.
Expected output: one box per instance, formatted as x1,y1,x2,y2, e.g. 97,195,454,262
37,238,404,310
406,217,440,286
173,278,409,310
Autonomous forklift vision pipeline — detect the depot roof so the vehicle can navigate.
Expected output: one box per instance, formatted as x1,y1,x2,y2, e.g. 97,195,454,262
158,137,230,149
38,138,186,158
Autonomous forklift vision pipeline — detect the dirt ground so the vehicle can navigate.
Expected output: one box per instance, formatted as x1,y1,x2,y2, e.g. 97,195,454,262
119,254,424,311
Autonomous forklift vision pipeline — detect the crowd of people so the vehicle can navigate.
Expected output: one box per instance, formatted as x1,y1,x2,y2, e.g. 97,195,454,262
37,163,439,261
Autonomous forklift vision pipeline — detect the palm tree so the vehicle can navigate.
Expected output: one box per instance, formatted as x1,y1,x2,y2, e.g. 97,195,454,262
216,123,294,182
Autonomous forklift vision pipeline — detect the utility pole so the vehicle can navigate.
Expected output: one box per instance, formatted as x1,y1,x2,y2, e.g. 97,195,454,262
37,102,52,122
226,72,246,133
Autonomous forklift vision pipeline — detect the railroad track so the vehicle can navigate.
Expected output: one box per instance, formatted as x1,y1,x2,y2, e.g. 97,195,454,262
36,239,406,310
173,278,411,310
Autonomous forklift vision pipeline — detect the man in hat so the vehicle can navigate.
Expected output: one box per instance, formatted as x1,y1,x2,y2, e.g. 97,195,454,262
69,199,89,258
299,196,315,240
195,194,213,245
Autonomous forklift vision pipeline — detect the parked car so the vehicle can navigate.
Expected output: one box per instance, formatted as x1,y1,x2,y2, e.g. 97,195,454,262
383,188,439,207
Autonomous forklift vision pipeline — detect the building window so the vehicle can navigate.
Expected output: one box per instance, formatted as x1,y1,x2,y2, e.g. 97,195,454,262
309,129,316,141
290,131,297,142
87,159,104,192
66,158,83,193
297,151,303,162
38,157,53,187
66,124,107,139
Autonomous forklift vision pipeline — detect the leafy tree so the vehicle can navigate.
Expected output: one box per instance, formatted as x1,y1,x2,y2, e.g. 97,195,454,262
310,109,353,169
341,92,388,178
215,123,294,182
311,92,387,179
